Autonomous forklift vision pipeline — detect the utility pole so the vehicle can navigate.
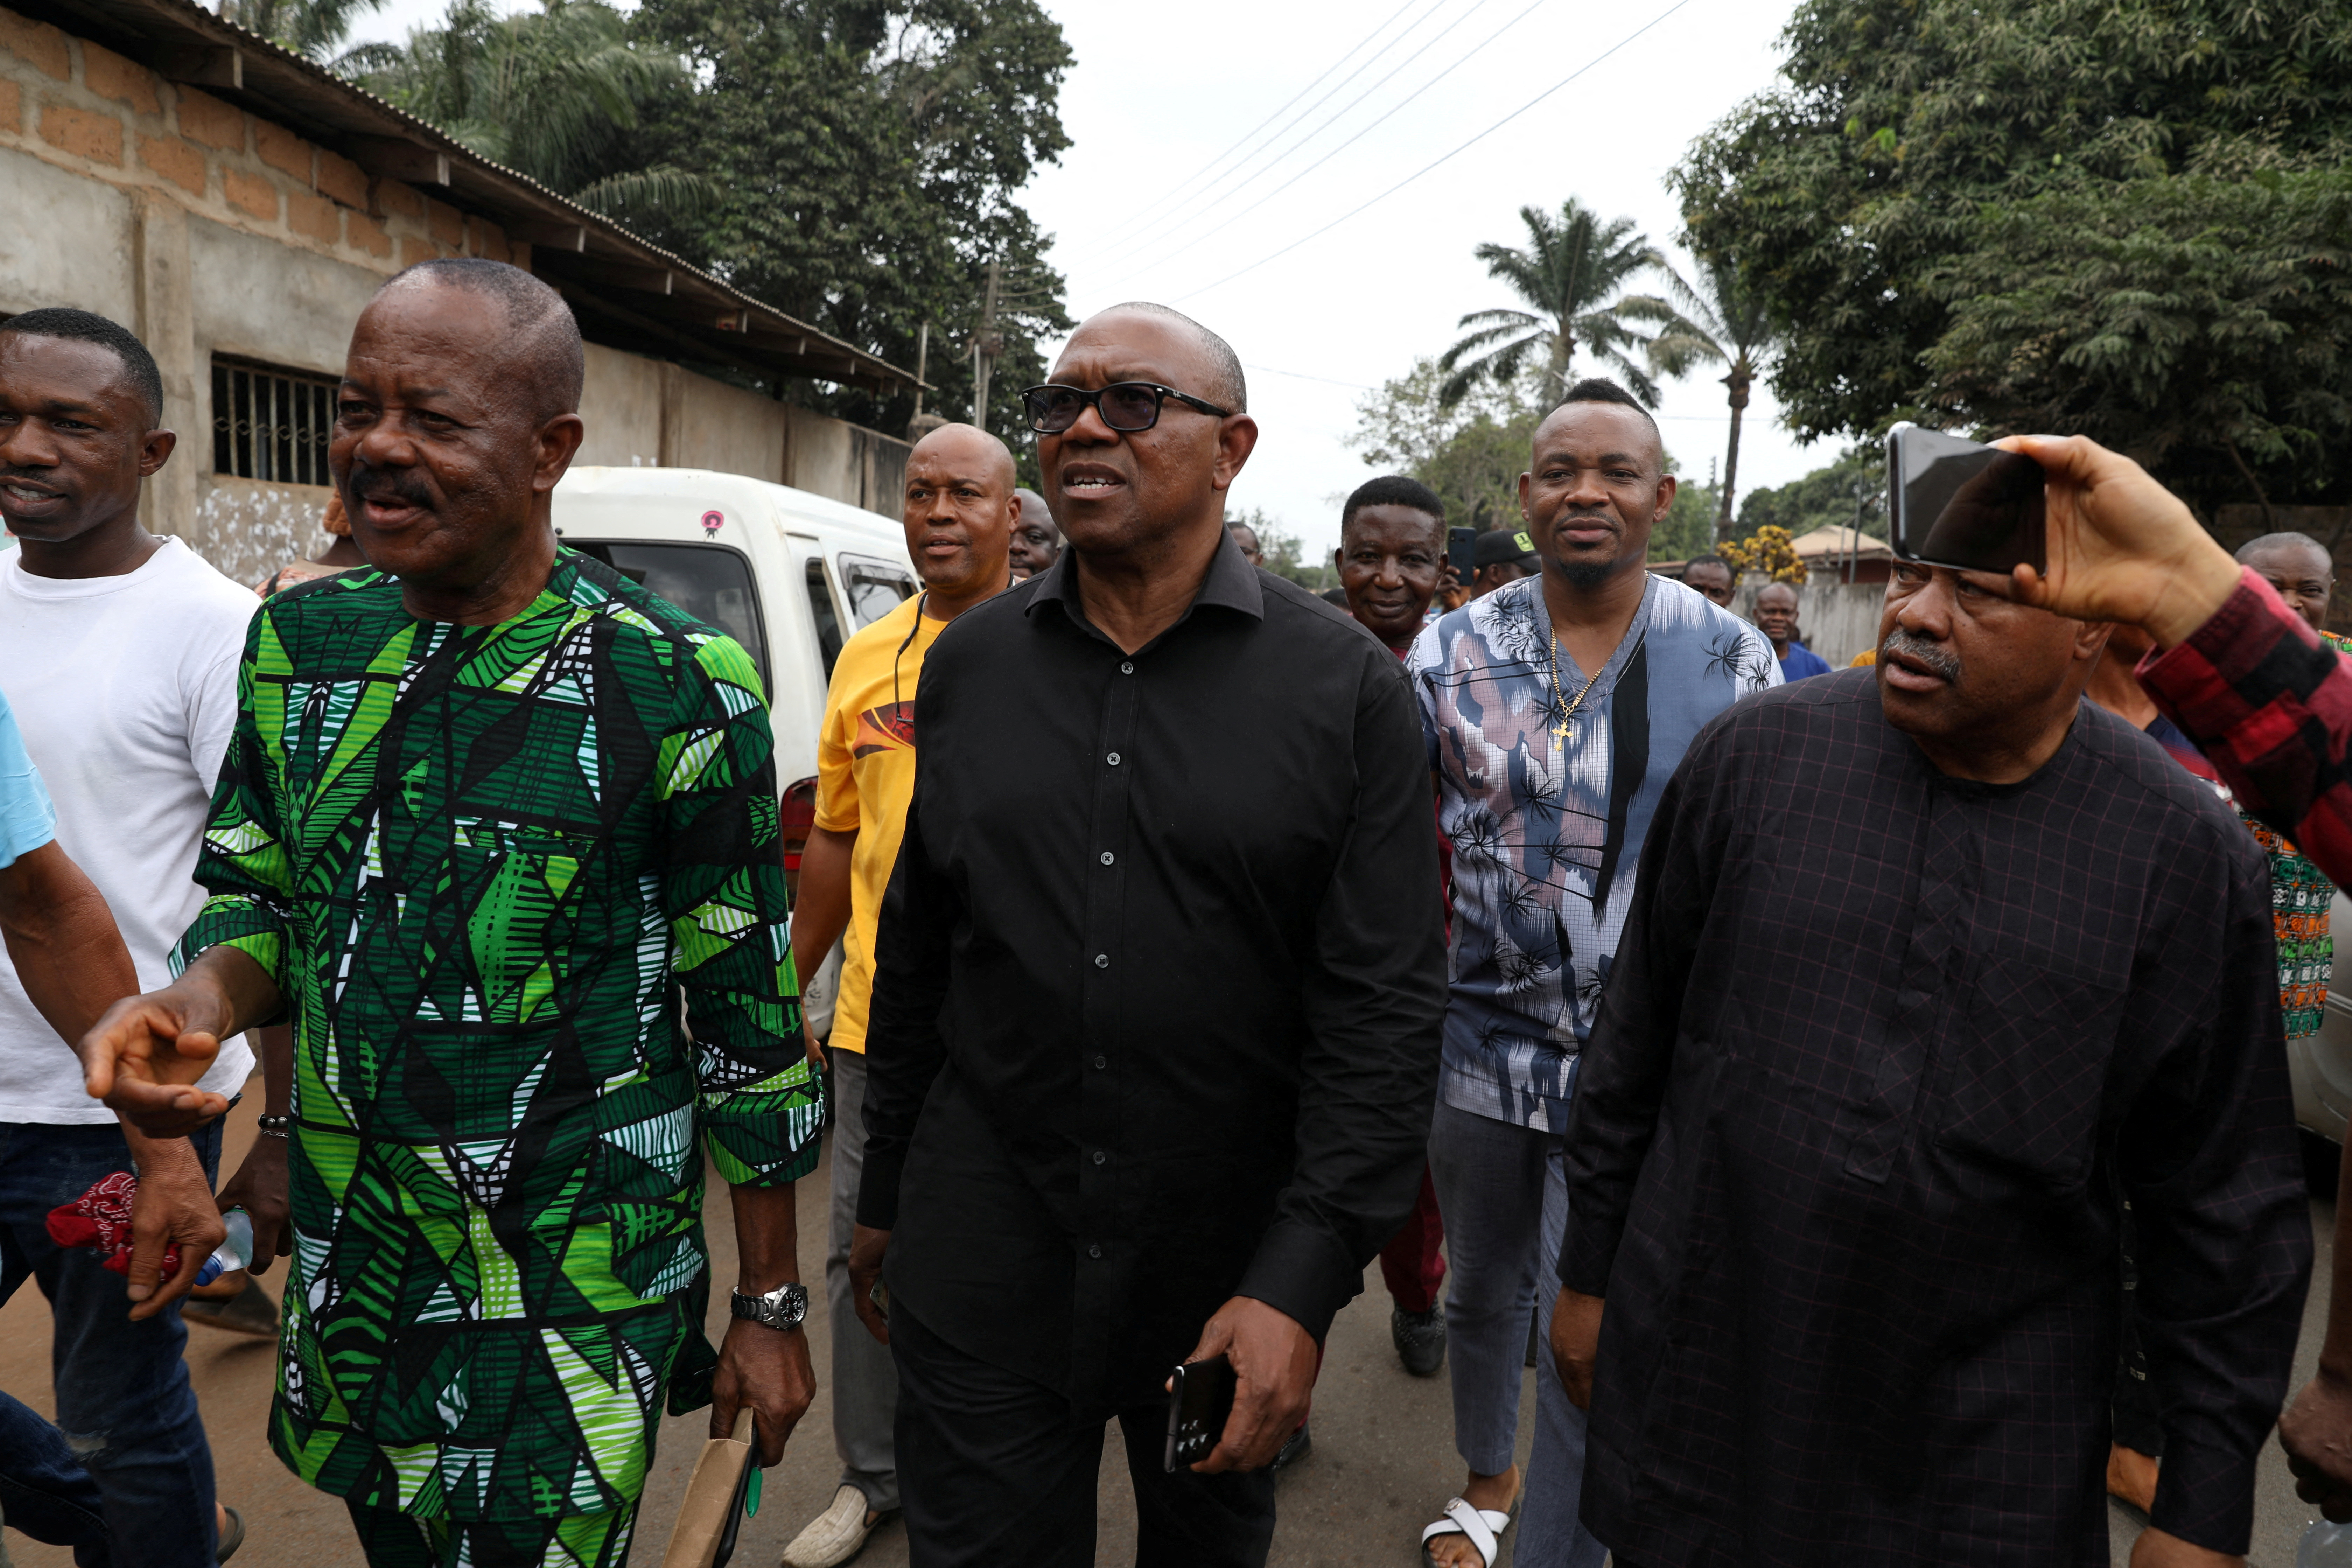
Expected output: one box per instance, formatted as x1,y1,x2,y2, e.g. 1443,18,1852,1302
971,259,1001,432
911,322,929,420
1848,473,1866,584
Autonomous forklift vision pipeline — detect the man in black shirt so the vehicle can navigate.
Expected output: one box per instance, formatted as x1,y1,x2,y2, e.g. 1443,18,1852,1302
848,302,1446,1565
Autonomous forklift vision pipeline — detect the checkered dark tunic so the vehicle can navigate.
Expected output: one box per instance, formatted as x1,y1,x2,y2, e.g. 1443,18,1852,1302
1561,667,2311,1566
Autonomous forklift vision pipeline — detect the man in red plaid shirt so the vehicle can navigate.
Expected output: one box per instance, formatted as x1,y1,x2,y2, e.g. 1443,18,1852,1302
1999,432,2352,1534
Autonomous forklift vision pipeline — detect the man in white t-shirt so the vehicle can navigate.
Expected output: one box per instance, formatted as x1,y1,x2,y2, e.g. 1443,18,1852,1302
0,307,257,1567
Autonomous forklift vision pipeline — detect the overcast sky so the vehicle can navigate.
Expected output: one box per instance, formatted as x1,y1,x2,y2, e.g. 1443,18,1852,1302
344,0,1822,555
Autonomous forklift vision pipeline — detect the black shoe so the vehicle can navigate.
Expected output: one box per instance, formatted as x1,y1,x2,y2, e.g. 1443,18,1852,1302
1272,1422,1311,1471
1393,1305,1446,1377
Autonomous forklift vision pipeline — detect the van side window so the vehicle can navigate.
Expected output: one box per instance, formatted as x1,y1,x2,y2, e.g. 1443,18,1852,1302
806,558,846,680
841,557,918,628
566,540,769,692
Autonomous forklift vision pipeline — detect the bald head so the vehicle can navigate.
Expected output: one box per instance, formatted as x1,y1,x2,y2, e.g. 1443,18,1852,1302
376,259,583,422
2237,530,2336,632
1092,302,1246,412
910,422,1016,489
903,422,1019,607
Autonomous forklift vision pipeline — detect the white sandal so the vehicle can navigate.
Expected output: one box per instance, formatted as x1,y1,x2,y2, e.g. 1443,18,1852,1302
1421,1495,1513,1568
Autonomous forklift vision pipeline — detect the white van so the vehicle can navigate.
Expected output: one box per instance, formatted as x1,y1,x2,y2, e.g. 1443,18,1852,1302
550,465,917,1024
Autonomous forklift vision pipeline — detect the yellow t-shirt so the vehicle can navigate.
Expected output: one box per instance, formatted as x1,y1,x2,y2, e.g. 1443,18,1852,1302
813,594,939,1054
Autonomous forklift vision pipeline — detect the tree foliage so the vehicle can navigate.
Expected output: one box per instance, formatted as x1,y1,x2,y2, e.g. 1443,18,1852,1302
1924,169,2352,520
1736,443,1883,544
1351,359,1542,534
349,0,709,222
1439,198,1688,408
1238,507,1337,594
1673,0,2352,475
626,0,1074,436
220,0,386,62
1647,252,1776,540
1647,474,1718,565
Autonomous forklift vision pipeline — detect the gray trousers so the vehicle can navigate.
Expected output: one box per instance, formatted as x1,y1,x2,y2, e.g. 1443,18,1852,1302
827,1048,900,1513
1427,1099,1604,1568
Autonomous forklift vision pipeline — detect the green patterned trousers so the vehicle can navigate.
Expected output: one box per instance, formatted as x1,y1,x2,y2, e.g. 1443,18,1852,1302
345,1497,640,1568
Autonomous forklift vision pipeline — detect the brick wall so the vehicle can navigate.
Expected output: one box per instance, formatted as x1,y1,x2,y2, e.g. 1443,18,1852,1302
0,8,519,282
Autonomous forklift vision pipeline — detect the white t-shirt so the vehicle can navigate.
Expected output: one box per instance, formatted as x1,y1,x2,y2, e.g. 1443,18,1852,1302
0,538,259,1123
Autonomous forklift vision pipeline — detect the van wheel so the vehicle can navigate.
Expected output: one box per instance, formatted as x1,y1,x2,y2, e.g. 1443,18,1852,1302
2301,1127,2343,1201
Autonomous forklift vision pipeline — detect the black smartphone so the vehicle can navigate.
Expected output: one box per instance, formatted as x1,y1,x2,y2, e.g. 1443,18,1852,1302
1164,1353,1237,1472
1447,526,1478,580
1886,426,2047,576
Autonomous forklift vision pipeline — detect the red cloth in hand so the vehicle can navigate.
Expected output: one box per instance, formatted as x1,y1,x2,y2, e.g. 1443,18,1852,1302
45,1170,185,1279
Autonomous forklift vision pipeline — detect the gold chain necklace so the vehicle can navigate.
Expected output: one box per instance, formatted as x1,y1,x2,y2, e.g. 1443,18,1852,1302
1548,632,1606,740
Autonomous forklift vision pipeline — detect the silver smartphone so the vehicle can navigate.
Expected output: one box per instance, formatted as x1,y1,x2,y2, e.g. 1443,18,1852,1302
1886,426,2047,576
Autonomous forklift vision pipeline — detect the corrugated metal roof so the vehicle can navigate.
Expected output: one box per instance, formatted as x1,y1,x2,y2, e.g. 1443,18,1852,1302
19,0,923,392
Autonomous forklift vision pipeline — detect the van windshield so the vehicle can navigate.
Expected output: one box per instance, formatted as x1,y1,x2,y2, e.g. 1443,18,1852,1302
841,556,917,628
565,541,767,687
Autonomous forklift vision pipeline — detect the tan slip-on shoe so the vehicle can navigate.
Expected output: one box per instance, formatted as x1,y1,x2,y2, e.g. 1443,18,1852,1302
780,1483,882,1568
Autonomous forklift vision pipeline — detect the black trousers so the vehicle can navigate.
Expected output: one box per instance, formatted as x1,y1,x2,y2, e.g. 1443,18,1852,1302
891,1301,1278,1567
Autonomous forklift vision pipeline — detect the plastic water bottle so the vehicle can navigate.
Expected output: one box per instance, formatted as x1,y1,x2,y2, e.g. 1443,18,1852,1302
192,1209,254,1288
2300,1520,2352,1567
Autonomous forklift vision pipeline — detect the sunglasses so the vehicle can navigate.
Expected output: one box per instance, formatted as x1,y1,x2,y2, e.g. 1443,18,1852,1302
1018,382,1232,435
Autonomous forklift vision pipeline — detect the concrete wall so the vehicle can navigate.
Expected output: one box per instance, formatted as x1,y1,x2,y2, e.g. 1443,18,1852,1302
0,3,911,584
575,342,665,471
662,364,786,479
1727,575,1887,669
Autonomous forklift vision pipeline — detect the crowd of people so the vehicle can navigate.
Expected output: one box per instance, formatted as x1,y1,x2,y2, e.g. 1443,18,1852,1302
2,260,2352,1568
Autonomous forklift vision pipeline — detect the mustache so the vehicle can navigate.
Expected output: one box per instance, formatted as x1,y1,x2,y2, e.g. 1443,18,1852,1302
1881,626,1962,683
343,463,435,512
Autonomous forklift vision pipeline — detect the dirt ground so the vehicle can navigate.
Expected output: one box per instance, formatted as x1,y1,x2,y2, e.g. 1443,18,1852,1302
0,1085,2334,1565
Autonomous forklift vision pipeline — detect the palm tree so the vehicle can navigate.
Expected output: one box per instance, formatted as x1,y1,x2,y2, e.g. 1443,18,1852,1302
345,0,711,221
218,0,386,63
1646,254,1778,544
1438,198,1688,410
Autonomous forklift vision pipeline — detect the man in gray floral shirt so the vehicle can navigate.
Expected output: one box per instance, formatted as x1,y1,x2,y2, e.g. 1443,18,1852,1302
1407,380,1776,1568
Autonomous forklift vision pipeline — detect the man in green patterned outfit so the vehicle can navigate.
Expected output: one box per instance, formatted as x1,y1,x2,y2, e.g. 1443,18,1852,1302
79,259,821,1567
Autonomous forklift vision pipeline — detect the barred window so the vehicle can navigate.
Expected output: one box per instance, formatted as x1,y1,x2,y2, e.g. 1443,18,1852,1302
211,359,336,485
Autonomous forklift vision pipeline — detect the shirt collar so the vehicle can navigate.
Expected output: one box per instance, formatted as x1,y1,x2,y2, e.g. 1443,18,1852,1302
1023,524,1266,631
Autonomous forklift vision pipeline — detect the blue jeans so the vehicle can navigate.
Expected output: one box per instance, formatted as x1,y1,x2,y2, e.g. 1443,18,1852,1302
0,1120,223,1568
1427,1099,1605,1568
0,1387,106,1554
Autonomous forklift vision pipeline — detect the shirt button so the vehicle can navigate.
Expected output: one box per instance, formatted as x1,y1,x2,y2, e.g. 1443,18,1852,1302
1120,661,1134,674
1092,1149,1108,1166
1106,751,1121,766
1099,851,1114,866
1094,953,1110,968
1092,1054,1108,1070
1087,1242,1103,1259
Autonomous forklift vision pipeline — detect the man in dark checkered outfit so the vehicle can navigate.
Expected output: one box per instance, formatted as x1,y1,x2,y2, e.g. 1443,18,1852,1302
1549,554,2311,1568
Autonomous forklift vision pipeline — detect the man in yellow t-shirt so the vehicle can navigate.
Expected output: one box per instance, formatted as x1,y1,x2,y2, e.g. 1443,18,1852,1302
781,422,1020,1568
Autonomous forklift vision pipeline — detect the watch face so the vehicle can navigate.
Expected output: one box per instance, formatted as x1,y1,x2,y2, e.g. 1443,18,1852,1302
735,1284,807,1328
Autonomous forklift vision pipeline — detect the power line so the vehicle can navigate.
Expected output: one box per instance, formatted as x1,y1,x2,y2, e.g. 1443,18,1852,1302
1243,363,1376,391
1171,0,1700,306
1086,0,1502,274
1074,0,1429,259
1117,0,1548,280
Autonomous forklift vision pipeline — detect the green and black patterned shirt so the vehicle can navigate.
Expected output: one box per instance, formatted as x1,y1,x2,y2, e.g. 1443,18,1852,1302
173,550,819,1522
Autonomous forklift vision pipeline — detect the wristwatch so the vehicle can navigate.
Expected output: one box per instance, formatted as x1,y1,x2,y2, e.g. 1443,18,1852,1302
729,1282,810,1331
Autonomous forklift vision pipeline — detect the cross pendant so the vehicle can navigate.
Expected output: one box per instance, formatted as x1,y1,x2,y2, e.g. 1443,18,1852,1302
1553,719,1573,740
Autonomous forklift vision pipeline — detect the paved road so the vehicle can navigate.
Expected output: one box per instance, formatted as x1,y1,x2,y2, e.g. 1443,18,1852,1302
0,1089,2334,1565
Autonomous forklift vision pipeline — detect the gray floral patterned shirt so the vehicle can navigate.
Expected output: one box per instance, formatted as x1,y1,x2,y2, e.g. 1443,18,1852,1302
1409,573,1778,1129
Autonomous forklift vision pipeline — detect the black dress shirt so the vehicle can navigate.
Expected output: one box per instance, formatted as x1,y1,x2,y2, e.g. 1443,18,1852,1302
1564,670,2311,1566
858,533,1446,1413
